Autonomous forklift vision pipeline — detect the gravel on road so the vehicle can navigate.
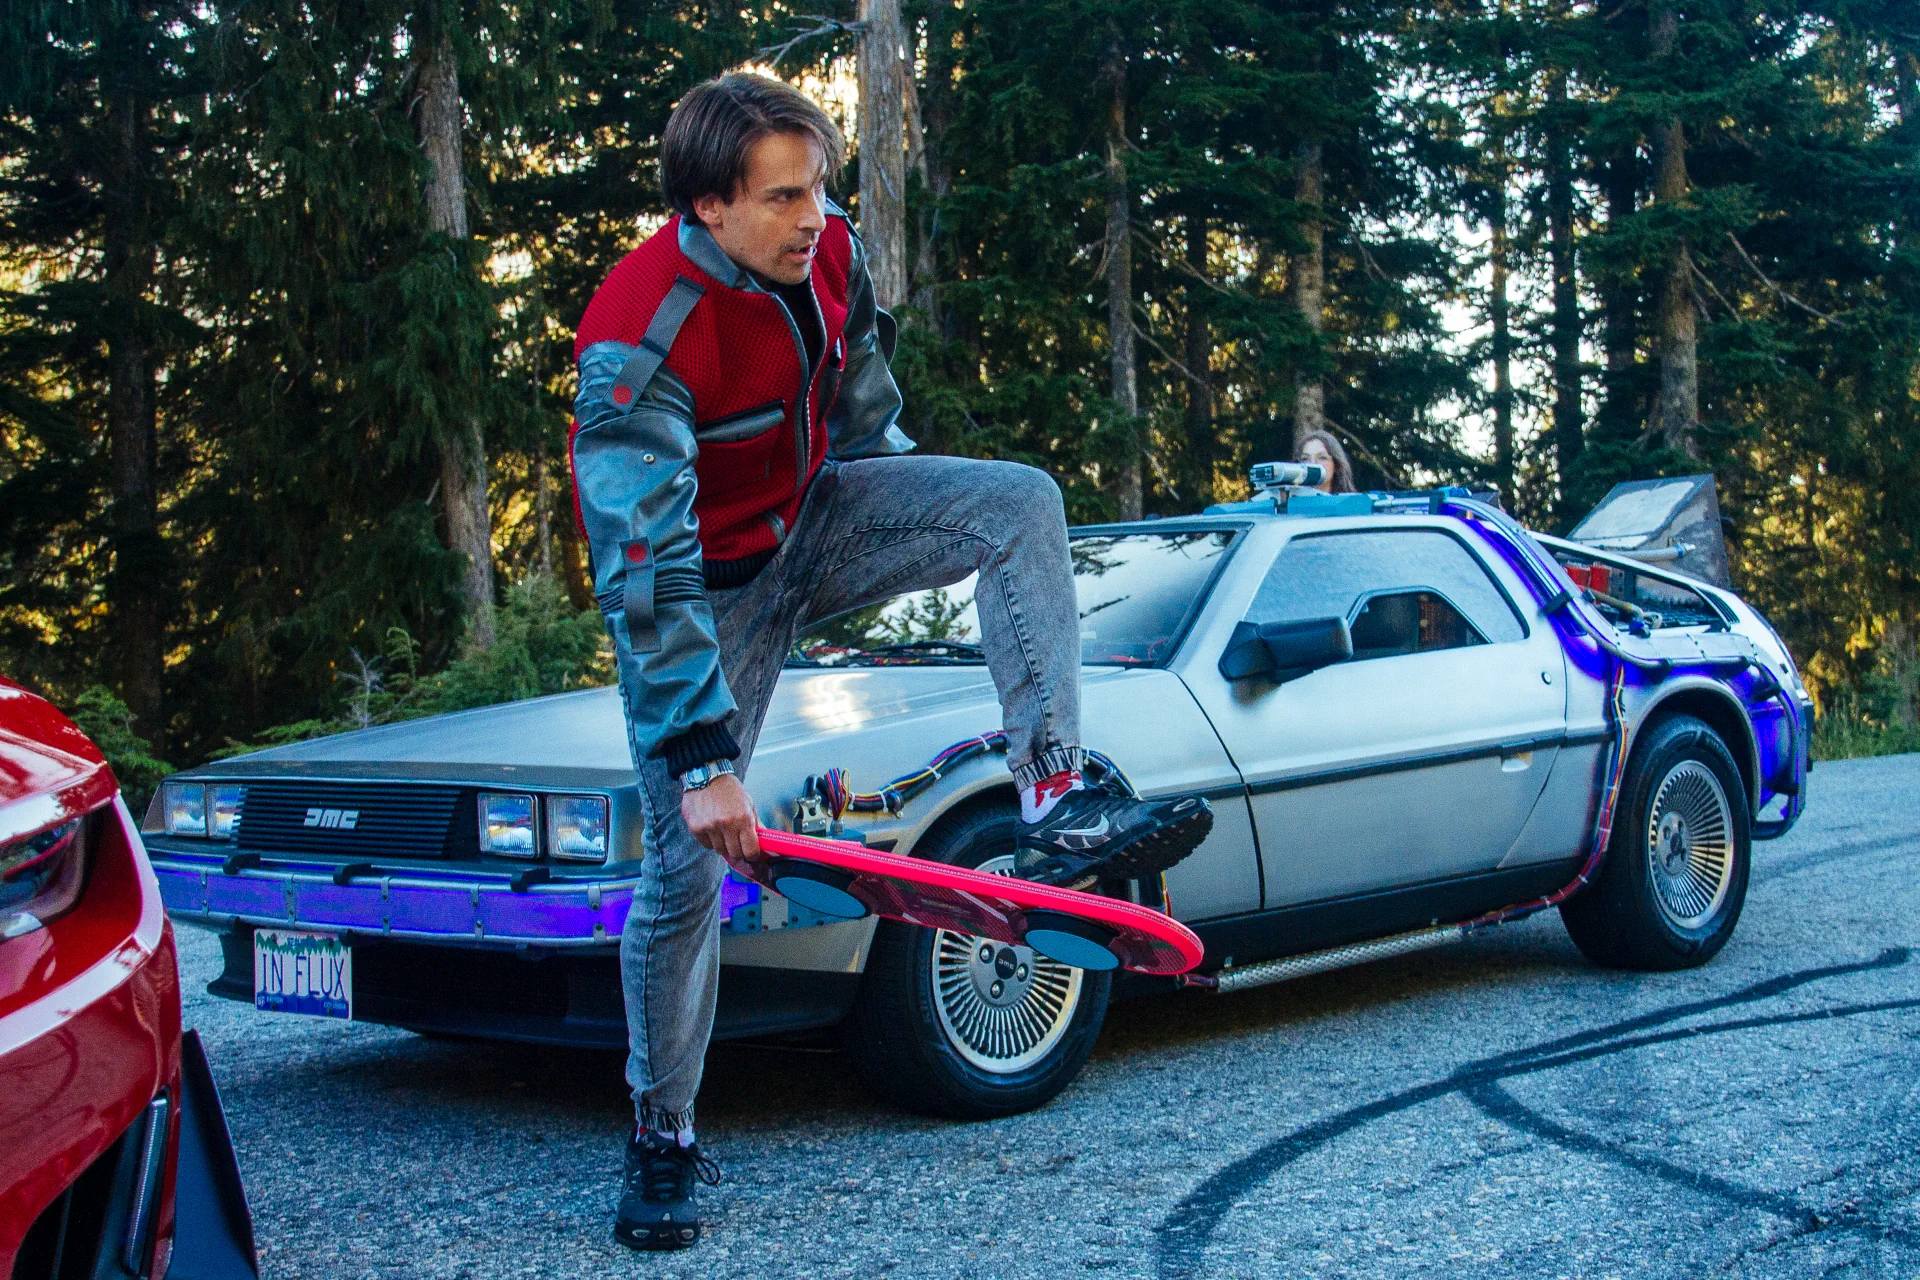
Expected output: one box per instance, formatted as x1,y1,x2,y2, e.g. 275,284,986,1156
177,753,1920,1279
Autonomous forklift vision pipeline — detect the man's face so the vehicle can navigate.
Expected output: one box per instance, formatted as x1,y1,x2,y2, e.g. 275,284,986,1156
693,130,829,287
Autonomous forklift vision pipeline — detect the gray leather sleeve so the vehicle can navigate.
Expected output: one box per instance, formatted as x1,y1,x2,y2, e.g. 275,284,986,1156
573,340,737,754
826,232,917,460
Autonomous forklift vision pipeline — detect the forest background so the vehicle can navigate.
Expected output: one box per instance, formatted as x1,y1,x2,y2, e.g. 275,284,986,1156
4,0,1918,800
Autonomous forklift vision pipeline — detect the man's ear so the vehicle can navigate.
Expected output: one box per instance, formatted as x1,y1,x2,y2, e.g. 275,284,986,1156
691,192,728,230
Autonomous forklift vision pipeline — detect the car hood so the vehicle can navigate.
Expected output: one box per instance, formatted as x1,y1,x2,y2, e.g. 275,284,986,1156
187,667,1128,779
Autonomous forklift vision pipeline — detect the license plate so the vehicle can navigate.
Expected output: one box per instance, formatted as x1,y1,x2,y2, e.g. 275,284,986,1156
253,928,352,1020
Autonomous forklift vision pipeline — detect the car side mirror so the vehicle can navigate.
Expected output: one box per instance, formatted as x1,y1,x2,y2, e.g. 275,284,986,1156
1217,616,1354,683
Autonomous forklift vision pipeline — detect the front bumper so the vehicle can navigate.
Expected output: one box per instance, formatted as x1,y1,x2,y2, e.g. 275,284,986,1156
150,850,682,947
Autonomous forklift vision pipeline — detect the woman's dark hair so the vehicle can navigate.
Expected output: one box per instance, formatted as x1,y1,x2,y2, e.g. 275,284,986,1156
660,74,846,218
1295,429,1357,494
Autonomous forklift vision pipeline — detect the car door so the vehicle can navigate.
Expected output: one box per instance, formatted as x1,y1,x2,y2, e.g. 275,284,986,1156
1184,523,1568,908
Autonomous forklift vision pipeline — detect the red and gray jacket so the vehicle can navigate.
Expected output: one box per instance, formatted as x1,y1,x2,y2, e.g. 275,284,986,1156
570,207,910,773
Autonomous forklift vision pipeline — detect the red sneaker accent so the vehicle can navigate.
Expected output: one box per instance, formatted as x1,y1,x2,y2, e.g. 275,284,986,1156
1034,770,1082,803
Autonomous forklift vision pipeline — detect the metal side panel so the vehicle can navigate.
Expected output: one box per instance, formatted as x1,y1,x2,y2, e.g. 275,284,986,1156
1499,740,1604,868
1082,670,1261,922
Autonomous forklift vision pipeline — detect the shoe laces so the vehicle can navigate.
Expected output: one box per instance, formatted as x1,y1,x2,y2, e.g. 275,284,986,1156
628,1139,722,1202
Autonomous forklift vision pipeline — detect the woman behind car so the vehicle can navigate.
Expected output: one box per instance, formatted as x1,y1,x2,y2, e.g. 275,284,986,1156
1296,430,1356,494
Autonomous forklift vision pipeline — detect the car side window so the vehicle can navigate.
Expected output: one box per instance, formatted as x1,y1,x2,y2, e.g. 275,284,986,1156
1348,590,1485,660
1247,529,1525,648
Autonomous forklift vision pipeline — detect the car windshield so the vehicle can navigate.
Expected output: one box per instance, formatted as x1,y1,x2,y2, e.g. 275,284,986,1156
787,528,1238,668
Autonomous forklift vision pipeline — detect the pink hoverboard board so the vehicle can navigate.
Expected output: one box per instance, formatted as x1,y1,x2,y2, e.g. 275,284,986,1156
728,828,1205,976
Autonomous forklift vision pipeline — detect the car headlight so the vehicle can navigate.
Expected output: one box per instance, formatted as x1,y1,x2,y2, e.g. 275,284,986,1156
1,817,90,938
209,785,244,840
478,792,537,857
547,795,610,863
163,782,208,836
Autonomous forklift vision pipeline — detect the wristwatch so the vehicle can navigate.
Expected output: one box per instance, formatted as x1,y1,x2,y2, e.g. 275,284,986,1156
681,759,737,791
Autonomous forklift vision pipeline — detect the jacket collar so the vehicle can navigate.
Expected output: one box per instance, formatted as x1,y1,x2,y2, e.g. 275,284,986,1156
678,217,756,291
676,201,850,292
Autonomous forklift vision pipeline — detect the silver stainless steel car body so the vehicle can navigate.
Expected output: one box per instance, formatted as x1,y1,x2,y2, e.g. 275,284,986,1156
147,501,1810,1048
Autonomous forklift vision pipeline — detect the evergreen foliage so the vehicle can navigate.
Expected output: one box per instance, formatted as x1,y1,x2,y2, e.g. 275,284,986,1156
4,0,1918,763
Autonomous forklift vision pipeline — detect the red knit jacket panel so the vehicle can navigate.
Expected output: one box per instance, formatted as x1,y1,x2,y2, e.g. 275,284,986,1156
570,215,852,563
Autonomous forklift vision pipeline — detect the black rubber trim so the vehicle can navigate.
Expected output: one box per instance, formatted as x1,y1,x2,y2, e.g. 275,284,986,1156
510,866,552,893
1245,729,1601,798
1197,858,1584,967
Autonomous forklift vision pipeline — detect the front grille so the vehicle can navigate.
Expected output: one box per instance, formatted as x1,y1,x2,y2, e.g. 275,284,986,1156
234,781,460,858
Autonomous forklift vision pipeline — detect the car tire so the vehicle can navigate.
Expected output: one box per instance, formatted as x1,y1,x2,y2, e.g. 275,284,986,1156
1560,713,1751,971
843,800,1113,1119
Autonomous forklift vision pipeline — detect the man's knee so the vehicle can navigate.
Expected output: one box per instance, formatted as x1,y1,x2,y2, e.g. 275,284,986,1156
980,459,1066,523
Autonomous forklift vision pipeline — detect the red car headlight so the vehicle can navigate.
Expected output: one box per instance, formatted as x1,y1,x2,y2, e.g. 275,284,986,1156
1,814,92,939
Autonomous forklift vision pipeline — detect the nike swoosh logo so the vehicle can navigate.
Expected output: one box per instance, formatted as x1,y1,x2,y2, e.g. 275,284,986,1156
1051,815,1111,840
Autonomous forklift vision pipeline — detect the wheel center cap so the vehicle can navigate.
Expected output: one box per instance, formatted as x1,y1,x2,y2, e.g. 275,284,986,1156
1658,813,1691,873
971,943,1033,1006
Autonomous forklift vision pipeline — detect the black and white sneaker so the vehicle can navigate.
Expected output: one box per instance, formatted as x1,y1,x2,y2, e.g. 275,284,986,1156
1014,782,1213,890
614,1130,721,1251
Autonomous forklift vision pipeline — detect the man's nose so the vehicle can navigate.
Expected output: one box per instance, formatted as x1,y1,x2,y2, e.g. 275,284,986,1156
797,188,827,232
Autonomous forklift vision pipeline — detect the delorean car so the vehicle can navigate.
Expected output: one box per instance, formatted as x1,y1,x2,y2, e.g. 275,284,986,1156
147,473,1810,1118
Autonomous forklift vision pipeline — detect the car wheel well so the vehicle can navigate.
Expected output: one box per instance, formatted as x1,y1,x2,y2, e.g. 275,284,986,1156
1639,689,1756,808
903,783,1020,857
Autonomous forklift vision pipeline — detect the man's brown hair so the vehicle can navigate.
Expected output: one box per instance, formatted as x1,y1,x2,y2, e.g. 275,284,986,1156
660,74,845,218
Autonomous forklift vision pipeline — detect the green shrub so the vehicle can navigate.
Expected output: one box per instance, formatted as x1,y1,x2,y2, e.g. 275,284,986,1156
1811,688,1920,762
212,575,610,758
67,687,175,811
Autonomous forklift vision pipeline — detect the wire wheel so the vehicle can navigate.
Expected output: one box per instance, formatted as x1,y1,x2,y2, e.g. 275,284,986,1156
929,853,1083,1074
1644,759,1735,930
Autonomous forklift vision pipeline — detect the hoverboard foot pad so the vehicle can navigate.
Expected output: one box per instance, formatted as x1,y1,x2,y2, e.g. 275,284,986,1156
769,858,870,920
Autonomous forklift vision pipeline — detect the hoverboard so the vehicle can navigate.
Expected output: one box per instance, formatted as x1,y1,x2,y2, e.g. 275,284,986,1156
725,828,1204,975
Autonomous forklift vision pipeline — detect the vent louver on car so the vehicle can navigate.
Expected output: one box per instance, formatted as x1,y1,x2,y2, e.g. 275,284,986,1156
233,782,461,858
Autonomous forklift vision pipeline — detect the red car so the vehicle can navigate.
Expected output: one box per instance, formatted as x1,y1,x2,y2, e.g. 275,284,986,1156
0,678,255,1279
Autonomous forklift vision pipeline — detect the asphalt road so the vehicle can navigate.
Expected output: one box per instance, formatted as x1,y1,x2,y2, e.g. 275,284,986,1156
176,753,1920,1279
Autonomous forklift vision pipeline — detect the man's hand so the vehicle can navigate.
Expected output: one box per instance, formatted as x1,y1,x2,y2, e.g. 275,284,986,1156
681,773,762,862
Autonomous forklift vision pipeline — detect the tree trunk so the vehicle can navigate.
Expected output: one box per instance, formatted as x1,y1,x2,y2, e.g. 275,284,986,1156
534,431,553,578
858,0,908,311
1599,153,1640,446
417,30,496,647
1184,215,1214,505
1104,40,1141,521
1547,70,1583,516
1289,140,1326,444
904,53,941,328
1648,3,1699,459
1489,182,1514,504
102,71,165,742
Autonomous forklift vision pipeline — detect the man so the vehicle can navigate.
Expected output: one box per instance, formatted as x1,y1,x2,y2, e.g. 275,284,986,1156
570,73,1212,1251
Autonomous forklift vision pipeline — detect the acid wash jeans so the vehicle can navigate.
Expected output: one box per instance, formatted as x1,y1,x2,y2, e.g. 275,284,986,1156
616,454,1085,1132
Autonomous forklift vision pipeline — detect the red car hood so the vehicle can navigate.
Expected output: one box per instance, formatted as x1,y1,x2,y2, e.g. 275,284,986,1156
0,679,116,844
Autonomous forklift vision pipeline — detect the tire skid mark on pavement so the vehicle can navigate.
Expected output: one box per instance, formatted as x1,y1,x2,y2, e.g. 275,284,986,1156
1154,948,1915,1277
1754,833,1920,887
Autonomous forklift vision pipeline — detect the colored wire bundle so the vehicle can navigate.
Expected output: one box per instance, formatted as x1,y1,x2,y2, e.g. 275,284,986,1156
814,736,1140,821
821,731,1012,818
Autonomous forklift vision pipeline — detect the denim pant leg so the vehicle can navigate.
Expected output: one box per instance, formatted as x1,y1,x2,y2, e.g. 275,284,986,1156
790,455,1083,788
615,556,806,1133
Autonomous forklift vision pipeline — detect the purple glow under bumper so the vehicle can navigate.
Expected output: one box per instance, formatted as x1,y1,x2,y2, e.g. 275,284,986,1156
153,849,763,947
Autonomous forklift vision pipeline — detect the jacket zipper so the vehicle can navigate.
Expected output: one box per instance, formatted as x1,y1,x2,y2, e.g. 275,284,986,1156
769,288,819,490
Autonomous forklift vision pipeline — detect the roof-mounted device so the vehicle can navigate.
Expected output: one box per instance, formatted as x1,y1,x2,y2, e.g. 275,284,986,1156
1206,462,1498,518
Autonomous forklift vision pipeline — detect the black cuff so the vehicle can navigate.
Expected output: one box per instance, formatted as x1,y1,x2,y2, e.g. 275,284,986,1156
657,721,742,778
702,548,777,590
